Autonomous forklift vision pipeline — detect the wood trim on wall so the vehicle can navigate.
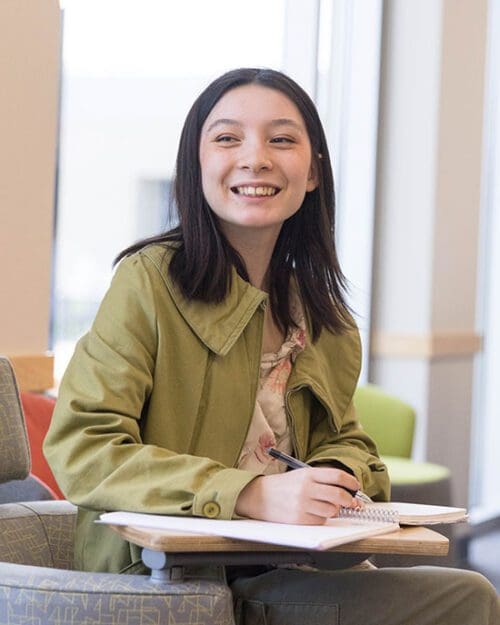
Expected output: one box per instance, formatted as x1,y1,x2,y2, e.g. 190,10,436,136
370,331,482,359
6,353,54,392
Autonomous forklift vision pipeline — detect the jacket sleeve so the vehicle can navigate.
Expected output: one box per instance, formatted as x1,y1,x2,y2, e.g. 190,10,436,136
43,254,260,520
306,400,391,501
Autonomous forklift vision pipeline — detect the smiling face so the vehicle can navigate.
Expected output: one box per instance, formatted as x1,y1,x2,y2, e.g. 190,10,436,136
199,84,318,244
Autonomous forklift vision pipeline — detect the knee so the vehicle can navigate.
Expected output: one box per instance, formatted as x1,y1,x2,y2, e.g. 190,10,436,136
459,569,496,596
449,569,499,620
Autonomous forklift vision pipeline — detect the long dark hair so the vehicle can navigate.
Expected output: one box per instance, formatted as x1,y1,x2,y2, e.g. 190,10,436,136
115,68,353,340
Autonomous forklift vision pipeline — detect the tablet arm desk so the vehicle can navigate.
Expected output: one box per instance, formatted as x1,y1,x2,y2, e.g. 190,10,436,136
107,524,449,583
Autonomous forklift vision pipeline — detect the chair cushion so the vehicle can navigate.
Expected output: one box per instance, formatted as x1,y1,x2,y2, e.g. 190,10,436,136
0,475,57,504
383,455,451,485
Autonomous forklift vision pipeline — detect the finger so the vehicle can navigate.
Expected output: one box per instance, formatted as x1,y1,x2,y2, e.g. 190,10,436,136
310,467,360,492
310,482,356,509
291,512,331,525
351,497,365,509
303,498,341,519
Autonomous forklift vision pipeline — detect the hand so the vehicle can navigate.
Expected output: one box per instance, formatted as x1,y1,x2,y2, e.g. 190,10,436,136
235,467,361,525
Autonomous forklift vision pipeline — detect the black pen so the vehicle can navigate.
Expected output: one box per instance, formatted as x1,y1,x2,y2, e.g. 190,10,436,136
266,447,372,504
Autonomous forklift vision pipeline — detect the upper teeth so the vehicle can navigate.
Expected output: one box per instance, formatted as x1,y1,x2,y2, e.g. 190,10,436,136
236,186,278,197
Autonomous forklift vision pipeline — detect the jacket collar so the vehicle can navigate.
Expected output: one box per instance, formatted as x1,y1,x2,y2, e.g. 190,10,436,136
142,244,361,427
143,245,267,356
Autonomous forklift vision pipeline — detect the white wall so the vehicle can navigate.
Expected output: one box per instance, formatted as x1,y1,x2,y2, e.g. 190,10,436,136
472,0,500,510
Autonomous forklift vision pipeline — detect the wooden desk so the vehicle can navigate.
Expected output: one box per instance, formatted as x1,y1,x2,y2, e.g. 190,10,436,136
109,523,449,582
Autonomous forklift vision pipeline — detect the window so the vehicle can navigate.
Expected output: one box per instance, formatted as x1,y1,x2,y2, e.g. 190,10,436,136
316,0,384,381
52,0,286,380
52,0,382,385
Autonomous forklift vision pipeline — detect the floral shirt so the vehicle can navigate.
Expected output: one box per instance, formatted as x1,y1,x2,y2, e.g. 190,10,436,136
237,293,306,474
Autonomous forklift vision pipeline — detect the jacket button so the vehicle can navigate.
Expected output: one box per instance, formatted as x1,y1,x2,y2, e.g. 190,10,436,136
202,502,221,518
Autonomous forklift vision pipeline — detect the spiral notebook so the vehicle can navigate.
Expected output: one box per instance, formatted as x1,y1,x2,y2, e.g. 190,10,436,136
100,502,466,551
349,502,468,525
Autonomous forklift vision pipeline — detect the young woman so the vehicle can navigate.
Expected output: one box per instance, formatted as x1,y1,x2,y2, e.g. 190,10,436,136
44,68,499,625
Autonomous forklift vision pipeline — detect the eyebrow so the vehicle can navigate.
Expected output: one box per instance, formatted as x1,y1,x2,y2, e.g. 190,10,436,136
206,118,242,132
205,117,305,134
270,118,305,133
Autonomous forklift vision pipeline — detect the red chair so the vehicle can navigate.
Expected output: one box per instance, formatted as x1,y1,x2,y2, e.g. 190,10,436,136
20,391,64,499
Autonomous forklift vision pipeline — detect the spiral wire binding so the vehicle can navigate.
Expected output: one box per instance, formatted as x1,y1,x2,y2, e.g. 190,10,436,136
339,507,400,524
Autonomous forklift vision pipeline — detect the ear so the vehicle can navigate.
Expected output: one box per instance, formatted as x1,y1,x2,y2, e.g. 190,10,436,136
306,161,319,192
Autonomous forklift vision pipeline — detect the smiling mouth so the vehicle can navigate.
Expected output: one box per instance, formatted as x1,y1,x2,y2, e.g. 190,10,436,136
231,185,281,197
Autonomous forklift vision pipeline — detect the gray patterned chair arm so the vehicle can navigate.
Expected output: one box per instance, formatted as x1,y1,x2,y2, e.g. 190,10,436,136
0,562,235,625
0,501,76,568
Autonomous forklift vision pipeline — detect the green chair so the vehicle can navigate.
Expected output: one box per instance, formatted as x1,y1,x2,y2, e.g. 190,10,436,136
354,384,451,504
354,384,455,566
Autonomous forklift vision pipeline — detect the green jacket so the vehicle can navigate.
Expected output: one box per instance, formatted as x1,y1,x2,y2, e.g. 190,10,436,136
44,244,390,573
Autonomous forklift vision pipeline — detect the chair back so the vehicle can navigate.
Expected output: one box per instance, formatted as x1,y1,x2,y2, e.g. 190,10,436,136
354,384,415,458
0,356,30,483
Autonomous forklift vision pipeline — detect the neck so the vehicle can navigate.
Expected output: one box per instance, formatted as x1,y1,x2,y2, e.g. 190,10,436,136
245,249,273,292
222,225,281,291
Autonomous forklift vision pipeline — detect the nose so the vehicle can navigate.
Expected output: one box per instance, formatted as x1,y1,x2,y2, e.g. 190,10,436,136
238,140,273,172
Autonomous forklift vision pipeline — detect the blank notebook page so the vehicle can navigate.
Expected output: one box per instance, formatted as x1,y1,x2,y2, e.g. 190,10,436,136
99,511,399,550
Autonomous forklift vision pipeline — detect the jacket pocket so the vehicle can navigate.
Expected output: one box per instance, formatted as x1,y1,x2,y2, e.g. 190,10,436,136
234,599,339,625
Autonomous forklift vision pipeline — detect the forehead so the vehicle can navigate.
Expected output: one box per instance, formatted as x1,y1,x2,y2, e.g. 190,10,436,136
203,84,307,130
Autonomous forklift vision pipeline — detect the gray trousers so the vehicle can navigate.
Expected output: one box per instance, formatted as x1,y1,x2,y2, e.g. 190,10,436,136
230,566,500,625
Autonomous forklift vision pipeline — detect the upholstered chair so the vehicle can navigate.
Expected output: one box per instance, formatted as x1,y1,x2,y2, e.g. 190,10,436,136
354,384,456,567
353,384,452,506
0,356,234,625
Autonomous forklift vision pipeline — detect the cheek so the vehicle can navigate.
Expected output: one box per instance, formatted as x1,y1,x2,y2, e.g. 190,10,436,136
290,166,313,193
199,157,216,196
199,159,229,212
200,153,229,185
286,153,313,181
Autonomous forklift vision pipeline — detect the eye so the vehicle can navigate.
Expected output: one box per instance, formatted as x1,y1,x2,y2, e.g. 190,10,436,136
214,135,239,144
270,136,296,145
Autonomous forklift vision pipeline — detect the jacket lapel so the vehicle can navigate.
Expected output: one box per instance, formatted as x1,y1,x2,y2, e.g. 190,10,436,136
144,246,267,356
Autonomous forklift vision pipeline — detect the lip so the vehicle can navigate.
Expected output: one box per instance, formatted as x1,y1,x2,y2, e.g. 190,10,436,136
230,182,281,190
